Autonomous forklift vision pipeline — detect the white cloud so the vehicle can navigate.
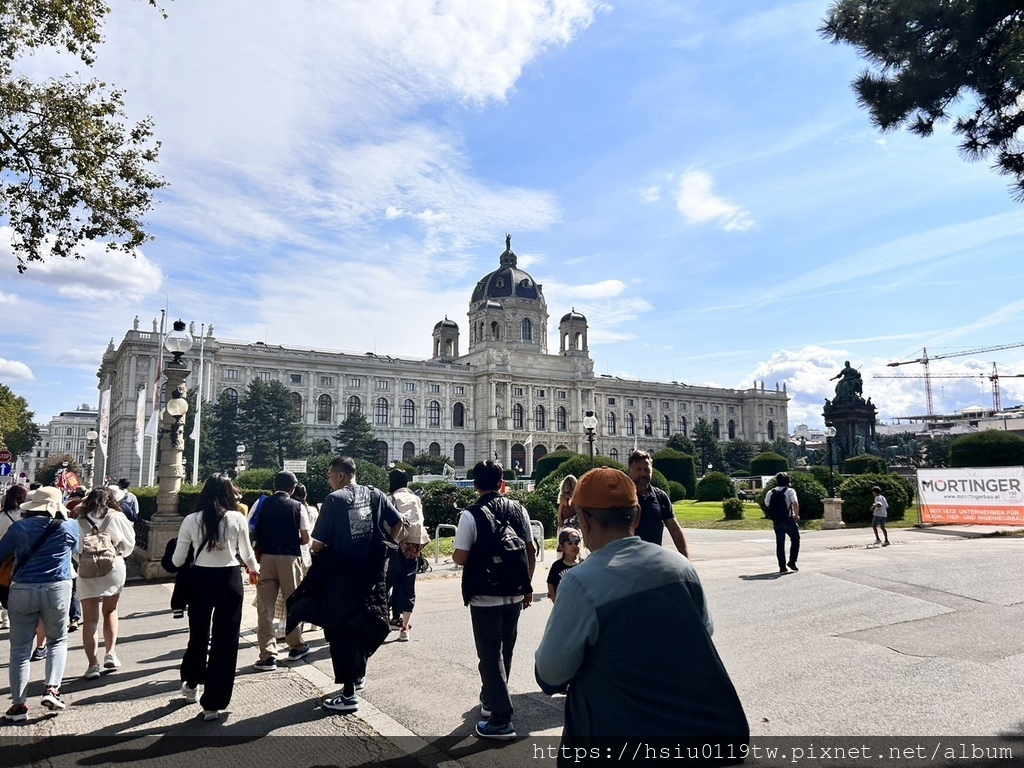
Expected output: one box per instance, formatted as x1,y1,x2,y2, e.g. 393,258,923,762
642,186,661,203
676,170,754,231
0,292,16,305
0,359,34,381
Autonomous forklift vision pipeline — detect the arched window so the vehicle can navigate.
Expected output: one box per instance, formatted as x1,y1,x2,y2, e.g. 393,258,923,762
556,406,567,432
478,322,484,341
375,397,389,426
556,445,568,451
728,419,736,439
453,443,466,467
625,413,635,436
534,405,545,430
291,391,303,416
377,441,389,465
767,420,775,440
662,415,671,438
65,440,72,450
679,416,687,436
511,443,526,474
609,448,619,462
713,418,721,438
429,442,441,456
521,317,533,341
347,395,361,415
317,394,333,422
402,399,416,426
402,441,415,462
512,403,524,430
533,444,547,469
223,388,238,404
491,321,500,340
607,412,617,435
453,402,465,428
428,401,441,428
643,414,653,436
66,427,73,436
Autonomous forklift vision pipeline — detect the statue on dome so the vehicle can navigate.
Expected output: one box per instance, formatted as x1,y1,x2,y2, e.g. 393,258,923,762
505,233,511,251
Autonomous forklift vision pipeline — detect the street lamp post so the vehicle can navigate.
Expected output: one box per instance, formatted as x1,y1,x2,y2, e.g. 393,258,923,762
142,319,193,579
825,425,837,497
235,444,246,477
582,410,598,469
85,429,98,487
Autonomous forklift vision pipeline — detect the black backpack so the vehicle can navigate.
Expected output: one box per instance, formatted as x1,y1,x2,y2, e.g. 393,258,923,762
467,497,531,599
767,487,791,522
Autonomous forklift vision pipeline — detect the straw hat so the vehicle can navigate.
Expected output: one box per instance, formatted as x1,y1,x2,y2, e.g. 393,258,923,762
19,486,70,518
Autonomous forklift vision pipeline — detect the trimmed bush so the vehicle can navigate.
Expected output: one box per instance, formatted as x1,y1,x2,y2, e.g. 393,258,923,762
234,468,276,490
722,498,745,520
807,465,833,491
538,455,669,493
667,481,686,502
695,471,736,502
502,469,516,481
533,450,579,485
652,449,697,500
391,461,417,477
730,470,748,478
507,489,557,540
757,473,828,520
419,481,479,531
950,431,1024,467
838,473,911,524
843,454,887,475
750,452,789,476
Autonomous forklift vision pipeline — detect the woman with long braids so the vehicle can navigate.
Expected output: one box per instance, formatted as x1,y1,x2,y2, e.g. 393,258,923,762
172,474,259,721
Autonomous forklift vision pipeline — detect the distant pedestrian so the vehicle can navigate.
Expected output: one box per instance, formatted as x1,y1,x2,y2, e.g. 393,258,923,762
116,479,140,523
453,460,536,741
628,450,689,555
77,486,136,679
535,468,748,755
871,486,890,547
766,472,800,573
0,485,28,631
385,468,429,642
172,473,260,721
546,527,582,603
0,487,80,721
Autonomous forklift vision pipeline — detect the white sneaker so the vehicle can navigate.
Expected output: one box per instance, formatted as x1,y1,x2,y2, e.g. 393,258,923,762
84,665,101,680
398,627,410,642
103,653,121,670
180,682,199,703
201,709,221,721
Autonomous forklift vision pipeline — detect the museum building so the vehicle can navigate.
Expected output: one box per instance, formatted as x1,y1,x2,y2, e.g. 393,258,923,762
96,239,789,480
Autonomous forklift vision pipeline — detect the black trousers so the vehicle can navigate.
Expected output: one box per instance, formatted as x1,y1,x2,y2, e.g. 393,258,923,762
181,566,243,711
470,602,522,727
774,518,800,568
386,550,418,617
324,623,367,686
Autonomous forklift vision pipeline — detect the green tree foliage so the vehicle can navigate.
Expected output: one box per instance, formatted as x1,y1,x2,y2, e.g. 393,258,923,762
695,471,736,502
667,481,686,502
335,412,379,464
690,418,726,473
533,449,578,485
408,452,452,475
750,452,789,476
1,0,166,272
838,473,912,524
419,481,478,530
807,464,835,492
722,498,745,520
0,383,40,457
843,454,888,475
237,380,306,469
918,434,953,468
759,437,795,465
306,438,333,456
950,430,1024,467
723,438,758,474
666,432,695,454
201,390,241,477
507,489,557,540
234,468,276,490
651,448,697,499
821,1,1024,200
36,453,82,487
757,474,829,521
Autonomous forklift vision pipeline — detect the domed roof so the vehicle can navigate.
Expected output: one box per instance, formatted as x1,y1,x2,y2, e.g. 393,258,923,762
560,308,587,323
470,235,543,304
433,316,459,330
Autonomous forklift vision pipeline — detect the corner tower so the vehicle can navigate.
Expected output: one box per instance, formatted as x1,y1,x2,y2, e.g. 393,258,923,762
431,317,460,361
559,308,588,356
467,234,548,354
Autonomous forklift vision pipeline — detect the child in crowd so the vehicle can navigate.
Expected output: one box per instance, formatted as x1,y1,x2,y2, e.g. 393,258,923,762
871,485,890,547
546,527,582,603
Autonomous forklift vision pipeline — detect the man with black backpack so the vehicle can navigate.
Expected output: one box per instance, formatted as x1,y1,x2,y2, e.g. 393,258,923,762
453,460,536,742
766,472,800,573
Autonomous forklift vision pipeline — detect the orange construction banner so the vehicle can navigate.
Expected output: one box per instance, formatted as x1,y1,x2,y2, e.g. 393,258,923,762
917,467,1024,526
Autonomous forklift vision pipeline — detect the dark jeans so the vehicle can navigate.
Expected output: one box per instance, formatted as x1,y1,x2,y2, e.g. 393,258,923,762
774,518,800,568
324,623,367,686
181,566,243,711
470,602,523,727
386,550,417,617
69,578,82,623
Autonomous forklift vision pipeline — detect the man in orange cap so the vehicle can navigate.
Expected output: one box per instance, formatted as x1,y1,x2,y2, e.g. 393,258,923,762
534,468,747,757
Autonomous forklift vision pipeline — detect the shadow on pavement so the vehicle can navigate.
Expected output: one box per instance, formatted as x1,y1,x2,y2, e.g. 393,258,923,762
738,572,789,581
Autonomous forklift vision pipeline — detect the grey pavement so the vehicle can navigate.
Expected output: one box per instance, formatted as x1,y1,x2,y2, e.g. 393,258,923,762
1,523,1022,766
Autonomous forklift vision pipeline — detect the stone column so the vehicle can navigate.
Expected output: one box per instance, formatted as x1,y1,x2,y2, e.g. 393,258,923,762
141,361,190,579
823,497,845,530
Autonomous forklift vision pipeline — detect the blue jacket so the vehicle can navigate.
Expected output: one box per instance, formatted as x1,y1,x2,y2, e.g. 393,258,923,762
0,515,80,583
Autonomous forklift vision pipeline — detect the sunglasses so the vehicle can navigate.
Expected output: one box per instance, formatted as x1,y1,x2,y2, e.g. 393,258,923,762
564,537,581,545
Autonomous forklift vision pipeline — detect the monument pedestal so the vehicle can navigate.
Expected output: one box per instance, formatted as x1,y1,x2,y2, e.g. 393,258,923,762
823,497,845,530
140,519,180,579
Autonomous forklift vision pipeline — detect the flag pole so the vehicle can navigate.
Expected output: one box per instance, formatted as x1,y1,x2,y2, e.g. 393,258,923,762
147,309,166,486
191,324,205,485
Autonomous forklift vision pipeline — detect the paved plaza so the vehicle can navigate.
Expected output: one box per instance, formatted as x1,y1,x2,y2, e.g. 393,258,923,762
1,524,1022,766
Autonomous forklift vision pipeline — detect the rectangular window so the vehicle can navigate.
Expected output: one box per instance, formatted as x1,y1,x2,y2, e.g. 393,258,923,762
429,384,441,393
607,397,616,406
349,377,361,388
557,391,567,399
712,404,720,414
697,404,704,412
768,407,775,415
679,401,687,411
225,369,239,380
643,399,652,408
536,389,545,398
514,387,524,396
290,374,302,384
626,399,634,407
728,406,735,414
377,380,389,390
259,371,272,382
405,382,416,392
662,401,671,409
320,376,334,387
453,386,464,395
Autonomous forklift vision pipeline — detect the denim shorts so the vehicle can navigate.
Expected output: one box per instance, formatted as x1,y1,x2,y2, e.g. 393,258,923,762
872,515,887,526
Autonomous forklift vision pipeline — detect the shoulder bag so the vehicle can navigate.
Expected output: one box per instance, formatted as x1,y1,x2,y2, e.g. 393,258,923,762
0,519,63,608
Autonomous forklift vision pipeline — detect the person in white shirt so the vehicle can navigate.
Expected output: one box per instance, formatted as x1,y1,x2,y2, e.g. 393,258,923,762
172,473,260,721
871,486,890,547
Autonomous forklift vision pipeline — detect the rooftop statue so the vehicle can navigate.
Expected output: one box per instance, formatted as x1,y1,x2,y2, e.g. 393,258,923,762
830,360,864,404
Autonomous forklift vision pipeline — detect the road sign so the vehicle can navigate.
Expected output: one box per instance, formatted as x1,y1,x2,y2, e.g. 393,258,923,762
0,463,12,477
0,450,11,463
283,459,308,473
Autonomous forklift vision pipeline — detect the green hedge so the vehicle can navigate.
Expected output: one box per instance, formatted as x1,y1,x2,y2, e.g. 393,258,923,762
533,450,579,485
757,473,828,520
537,455,669,493
234,468,277,490
843,454,887,475
807,465,833,490
652,449,697,499
950,431,1024,467
695,471,736,502
750,452,789,476
722,498,745,520
667,481,686,502
837,473,911,524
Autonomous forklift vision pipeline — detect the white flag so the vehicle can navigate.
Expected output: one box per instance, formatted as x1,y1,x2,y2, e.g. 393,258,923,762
146,408,159,438
98,389,111,456
524,434,533,446
134,385,147,459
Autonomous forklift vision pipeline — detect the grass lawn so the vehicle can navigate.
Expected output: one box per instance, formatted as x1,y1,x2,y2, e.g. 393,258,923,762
673,499,924,531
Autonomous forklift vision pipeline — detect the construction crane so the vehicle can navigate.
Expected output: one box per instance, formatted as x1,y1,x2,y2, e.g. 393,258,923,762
885,343,1024,415
874,362,1024,413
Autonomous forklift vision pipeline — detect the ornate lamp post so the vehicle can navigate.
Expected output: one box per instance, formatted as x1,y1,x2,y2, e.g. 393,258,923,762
582,410,598,468
142,320,193,579
85,430,98,487
825,425,837,497
235,444,246,477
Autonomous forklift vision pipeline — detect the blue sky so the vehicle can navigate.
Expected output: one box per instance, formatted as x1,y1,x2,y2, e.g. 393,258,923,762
4,0,1024,430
